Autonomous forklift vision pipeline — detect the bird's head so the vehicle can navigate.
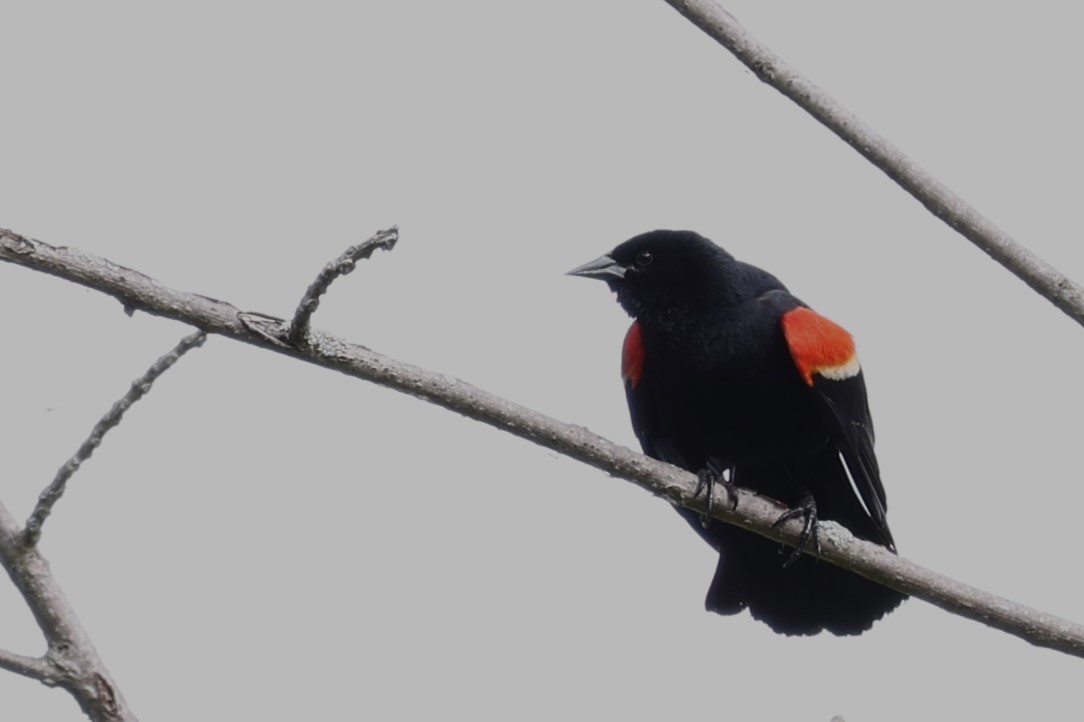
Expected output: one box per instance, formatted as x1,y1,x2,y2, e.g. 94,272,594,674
568,230,738,320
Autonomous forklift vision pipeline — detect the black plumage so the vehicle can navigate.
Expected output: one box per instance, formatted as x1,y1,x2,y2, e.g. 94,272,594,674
570,229,905,635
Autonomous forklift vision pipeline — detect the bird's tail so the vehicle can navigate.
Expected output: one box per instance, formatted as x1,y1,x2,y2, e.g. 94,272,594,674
677,454,906,636
701,525,905,636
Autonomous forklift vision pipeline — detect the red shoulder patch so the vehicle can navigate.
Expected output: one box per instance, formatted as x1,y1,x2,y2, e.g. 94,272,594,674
622,320,645,389
780,307,860,386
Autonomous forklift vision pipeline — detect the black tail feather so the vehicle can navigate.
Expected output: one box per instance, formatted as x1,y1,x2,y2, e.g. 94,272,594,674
702,526,904,636
675,449,906,636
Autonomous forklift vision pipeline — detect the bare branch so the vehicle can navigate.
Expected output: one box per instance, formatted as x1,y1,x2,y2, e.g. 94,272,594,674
0,503,136,720
22,331,207,546
660,0,1084,328
0,648,55,684
0,322,203,716
3,227,1084,659
287,226,399,347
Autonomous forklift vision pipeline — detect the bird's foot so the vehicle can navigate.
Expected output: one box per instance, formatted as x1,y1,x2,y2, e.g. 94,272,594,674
693,466,738,529
771,492,820,568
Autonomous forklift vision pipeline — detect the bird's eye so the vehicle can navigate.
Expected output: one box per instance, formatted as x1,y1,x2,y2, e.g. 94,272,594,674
635,251,654,268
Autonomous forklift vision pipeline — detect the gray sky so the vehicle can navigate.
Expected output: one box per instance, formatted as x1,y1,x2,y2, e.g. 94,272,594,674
2,2,1082,720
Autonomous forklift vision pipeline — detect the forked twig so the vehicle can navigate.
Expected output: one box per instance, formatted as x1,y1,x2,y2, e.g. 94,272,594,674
3,229,1084,659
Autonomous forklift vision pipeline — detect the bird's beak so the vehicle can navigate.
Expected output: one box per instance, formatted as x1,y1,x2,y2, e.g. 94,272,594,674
567,254,626,281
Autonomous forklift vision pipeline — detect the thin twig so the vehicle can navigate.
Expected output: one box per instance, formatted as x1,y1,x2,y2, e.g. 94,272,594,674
0,503,135,720
2,229,1083,658
287,226,398,347
21,331,207,546
660,0,1084,328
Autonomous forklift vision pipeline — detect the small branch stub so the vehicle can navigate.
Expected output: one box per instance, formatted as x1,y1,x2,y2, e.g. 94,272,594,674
287,226,399,347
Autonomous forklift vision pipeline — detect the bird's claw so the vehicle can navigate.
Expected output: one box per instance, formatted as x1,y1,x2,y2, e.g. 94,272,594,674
771,493,820,568
693,466,738,529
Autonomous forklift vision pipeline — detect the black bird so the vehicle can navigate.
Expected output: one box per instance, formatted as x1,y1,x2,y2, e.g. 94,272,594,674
569,230,905,635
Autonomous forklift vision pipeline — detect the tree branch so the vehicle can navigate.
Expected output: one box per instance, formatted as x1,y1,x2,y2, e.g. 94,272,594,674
0,648,56,684
22,331,207,546
287,226,398,347
660,0,1084,328
0,502,135,721
0,329,205,718
3,227,1084,658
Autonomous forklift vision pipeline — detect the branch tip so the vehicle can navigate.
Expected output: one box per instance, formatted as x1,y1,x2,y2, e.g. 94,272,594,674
287,226,399,347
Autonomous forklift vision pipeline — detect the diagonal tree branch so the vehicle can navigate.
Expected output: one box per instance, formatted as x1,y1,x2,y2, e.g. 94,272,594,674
1,330,204,719
2,227,1084,658
0,501,135,721
660,0,1084,328
23,331,207,546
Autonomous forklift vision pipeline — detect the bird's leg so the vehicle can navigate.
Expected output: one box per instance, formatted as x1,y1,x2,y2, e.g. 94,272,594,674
770,491,820,568
693,469,714,528
693,465,738,528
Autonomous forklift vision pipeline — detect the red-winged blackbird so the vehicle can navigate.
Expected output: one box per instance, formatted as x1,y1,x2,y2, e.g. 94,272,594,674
570,230,905,635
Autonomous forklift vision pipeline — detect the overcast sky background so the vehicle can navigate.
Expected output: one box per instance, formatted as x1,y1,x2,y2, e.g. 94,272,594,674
2,2,1083,720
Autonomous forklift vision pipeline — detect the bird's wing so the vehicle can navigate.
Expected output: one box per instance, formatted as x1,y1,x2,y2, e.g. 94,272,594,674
764,293,894,550
621,320,651,450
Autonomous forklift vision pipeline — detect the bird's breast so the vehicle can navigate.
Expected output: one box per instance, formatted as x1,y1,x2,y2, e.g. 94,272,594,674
632,322,827,468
